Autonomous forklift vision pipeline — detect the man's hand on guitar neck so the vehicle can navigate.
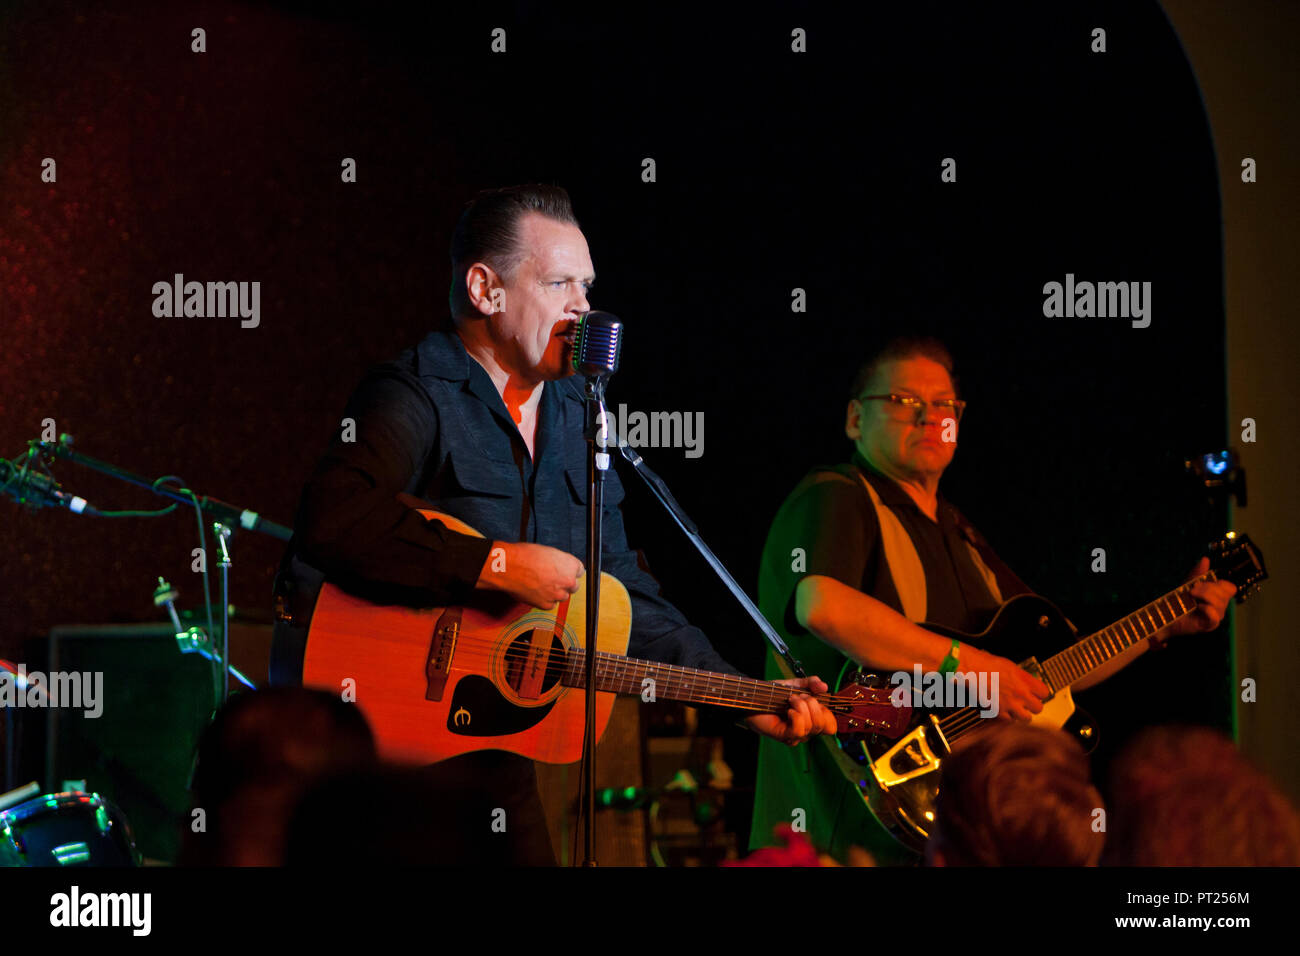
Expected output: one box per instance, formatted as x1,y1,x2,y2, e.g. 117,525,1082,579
1069,556,1238,688
1150,556,1237,645
745,676,840,745
475,541,585,609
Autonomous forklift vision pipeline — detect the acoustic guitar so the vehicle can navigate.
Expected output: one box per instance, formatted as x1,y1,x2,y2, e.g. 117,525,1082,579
301,509,909,764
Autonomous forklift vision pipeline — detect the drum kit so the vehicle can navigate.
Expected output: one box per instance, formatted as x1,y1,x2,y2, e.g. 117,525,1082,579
0,780,140,867
1,659,143,867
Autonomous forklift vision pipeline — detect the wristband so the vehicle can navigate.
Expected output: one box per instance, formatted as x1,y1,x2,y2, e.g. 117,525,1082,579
939,638,961,674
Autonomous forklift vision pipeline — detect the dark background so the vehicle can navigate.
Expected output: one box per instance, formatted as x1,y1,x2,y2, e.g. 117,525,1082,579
1,0,1235,825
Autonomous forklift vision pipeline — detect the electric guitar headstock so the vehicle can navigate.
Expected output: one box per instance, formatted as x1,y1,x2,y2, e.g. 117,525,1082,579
1208,532,1268,602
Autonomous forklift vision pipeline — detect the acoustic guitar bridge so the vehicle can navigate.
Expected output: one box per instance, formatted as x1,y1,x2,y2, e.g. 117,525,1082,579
425,607,461,701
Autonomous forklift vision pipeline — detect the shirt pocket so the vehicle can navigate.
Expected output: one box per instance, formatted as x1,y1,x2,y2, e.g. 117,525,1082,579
438,451,516,497
563,463,630,557
563,464,625,507
419,451,520,536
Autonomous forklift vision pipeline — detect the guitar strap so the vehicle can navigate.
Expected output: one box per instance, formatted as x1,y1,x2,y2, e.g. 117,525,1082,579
965,539,1005,607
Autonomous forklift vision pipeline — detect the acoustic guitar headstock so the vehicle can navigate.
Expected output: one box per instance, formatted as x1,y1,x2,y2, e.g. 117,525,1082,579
831,679,911,741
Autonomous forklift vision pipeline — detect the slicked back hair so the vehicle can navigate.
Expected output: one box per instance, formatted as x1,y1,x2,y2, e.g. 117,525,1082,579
448,184,580,321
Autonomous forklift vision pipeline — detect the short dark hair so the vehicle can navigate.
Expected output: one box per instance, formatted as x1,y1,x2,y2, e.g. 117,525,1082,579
928,724,1104,867
448,184,579,320
849,335,956,398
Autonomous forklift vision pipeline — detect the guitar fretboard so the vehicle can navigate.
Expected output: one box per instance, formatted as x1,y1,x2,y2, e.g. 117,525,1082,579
557,650,797,713
935,572,1220,744
1037,572,1218,693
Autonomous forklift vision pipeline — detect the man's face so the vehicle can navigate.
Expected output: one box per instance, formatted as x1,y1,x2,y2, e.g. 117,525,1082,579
484,212,594,383
846,356,959,484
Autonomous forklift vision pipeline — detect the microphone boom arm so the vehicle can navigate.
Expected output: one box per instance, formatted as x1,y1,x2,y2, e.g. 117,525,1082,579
33,436,291,540
611,427,806,679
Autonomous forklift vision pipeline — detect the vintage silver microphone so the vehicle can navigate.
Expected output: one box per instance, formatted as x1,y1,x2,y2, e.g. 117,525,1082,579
572,310,623,379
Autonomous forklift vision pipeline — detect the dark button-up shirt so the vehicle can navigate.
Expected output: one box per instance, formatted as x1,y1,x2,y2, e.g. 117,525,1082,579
271,329,738,684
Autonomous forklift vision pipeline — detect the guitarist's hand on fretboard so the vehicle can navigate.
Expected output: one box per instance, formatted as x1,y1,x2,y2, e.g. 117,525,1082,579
746,675,839,745
1150,556,1238,645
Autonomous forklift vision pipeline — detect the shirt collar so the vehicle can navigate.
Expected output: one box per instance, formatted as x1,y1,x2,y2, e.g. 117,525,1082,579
414,329,472,382
851,449,952,524
413,328,577,460
414,328,519,433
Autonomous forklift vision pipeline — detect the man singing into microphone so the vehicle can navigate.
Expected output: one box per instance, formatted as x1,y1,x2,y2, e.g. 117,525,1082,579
271,184,835,865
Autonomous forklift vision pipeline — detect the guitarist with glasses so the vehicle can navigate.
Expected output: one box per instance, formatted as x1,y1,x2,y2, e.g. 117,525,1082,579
749,336,1238,864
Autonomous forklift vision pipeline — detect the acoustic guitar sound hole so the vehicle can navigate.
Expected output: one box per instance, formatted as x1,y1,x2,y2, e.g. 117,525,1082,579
502,630,569,696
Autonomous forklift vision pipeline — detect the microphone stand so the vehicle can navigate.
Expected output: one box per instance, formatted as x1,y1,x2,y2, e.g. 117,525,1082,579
581,373,612,866
569,309,804,864
26,433,289,705
34,434,292,541
215,523,234,704
576,399,805,867
154,577,257,692
611,426,806,680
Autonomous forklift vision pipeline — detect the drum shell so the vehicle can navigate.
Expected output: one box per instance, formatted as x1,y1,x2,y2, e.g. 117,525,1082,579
0,791,140,867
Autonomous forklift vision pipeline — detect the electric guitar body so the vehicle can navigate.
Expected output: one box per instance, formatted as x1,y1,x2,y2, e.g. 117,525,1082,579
836,533,1267,855
838,594,1094,855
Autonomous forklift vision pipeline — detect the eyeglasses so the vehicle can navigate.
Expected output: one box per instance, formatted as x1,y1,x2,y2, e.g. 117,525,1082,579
858,394,967,424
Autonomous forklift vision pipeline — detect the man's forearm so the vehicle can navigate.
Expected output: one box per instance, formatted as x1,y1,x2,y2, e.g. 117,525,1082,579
298,482,491,601
795,574,955,673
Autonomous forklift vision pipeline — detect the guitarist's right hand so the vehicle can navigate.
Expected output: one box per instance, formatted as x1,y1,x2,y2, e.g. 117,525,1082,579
475,541,585,609
958,646,1051,722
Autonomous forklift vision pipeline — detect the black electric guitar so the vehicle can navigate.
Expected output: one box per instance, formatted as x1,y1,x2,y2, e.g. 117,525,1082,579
835,532,1268,854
